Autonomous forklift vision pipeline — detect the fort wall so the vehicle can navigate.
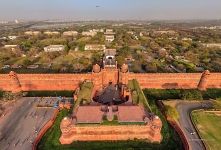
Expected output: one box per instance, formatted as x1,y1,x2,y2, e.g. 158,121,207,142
0,73,92,92
60,125,161,144
0,71,221,92
126,72,221,89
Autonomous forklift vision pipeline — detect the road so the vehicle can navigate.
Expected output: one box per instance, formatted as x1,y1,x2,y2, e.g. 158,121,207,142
0,97,57,150
176,101,213,150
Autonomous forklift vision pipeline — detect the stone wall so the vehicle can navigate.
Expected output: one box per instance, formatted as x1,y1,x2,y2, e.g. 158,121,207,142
0,71,221,93
126,72,221,89
0,73,92,92
60,125,161,144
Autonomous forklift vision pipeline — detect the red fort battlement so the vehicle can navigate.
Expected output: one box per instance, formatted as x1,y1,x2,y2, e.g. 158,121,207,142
0,66,220,93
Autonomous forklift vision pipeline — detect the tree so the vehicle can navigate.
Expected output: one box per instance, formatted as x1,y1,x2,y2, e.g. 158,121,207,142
21,40,32,52
145,62,158,73
180,90,203,100
116,56,125,66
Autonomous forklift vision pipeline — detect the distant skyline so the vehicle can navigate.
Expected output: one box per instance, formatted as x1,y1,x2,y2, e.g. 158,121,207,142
0,0,221,21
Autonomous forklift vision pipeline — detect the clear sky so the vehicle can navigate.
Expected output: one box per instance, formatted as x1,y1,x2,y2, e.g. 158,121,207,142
0,0,221,21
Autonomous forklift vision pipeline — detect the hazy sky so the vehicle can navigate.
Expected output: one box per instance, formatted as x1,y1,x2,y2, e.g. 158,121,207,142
0,0,221,21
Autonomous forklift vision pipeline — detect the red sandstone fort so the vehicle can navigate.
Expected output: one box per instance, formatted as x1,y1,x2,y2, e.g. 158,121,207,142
0,49,221,143
1,64,220,93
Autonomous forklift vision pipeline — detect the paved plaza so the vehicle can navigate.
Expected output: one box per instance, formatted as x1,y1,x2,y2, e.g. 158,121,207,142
0,97,60,150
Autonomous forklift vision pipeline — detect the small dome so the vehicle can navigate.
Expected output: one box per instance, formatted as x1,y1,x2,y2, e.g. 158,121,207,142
121,64,128,73
93,64,101,73
152,115,162,127
9,71,17,78
203,70,210,75
62,117,72,126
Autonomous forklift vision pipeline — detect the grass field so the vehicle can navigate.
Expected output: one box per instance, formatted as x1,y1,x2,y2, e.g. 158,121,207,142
192,110,221,150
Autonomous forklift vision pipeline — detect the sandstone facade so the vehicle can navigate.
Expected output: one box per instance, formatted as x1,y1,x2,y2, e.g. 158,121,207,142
0,68,220,93
59,115,162,144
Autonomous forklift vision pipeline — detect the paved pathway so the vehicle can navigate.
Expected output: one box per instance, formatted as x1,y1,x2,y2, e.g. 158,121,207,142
0,97,56,150
176,101,212,150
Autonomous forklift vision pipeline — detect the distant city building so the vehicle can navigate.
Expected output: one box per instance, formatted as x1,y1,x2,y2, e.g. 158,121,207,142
63,31,78,36
91,29,104,32
11,64,22,69
44,31,60,36
202,43,221,48
193,26,221,30
127,31,134,35
139,32,144,37
106,29,113,33
4,45,19,51
182,37,192,41
44,45,65,52
27,65,39,69
105,35,115,42
104,29,115,42
25,31,41,36
84,44,106,51
154,30,177,35
0,21,8,24
82,31,97,37
104,29,115,36
112,24,124,27
15,19,19,24
0,37,7,40
4,45,18,48
8,36,18,40
103,49,117,68
1,65,10,69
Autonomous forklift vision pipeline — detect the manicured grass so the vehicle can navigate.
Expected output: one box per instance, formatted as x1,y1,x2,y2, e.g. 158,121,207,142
192,110,221,150
38,109,70,150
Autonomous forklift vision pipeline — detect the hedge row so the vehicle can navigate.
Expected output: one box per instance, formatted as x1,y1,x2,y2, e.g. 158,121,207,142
144,88,221,100
128,79,152,112
0,90,3,98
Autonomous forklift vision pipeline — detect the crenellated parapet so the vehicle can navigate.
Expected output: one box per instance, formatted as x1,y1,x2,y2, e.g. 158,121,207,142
9,71,22,93
198,70,210,91
59,116,162,144
0,70,220,92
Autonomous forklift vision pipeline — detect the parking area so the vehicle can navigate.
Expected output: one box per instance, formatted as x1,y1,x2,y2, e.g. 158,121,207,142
0,97,61,150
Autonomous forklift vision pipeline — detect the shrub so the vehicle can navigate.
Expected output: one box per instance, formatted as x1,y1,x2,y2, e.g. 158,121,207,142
2,92,22,101
132,90,138,104
180,89,203,100
0,90,3,98
143,89,181,100
202,89,221,100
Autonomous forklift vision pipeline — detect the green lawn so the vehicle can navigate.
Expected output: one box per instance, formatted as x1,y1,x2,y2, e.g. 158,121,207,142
192,110,221,150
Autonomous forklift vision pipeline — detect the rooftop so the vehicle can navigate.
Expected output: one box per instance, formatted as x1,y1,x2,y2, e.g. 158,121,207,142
117,106,146,123
75,106,104,124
